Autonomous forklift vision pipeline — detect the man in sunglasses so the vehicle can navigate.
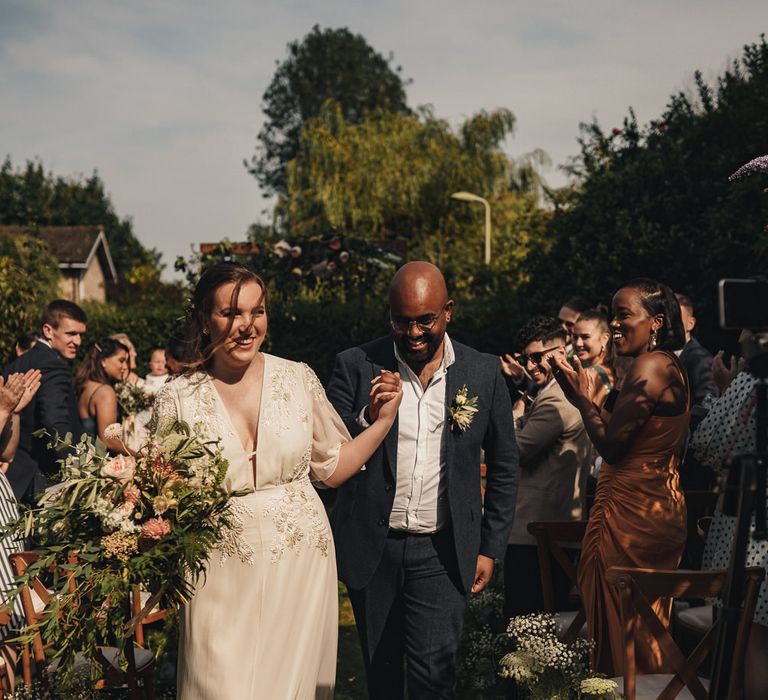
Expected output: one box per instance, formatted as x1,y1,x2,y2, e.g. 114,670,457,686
504,315,592,621
327,261,518,700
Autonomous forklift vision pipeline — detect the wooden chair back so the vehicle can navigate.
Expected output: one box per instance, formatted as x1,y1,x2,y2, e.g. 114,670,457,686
131,587,167,648
526,520,587,642
605,566,764,700
10,552,156,699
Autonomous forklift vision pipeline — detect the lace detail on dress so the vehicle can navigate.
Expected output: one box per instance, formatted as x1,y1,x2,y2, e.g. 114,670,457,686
278,443,311,485
217,499,256,567
263,477,330,563
262,362,298,436
301,363,325,402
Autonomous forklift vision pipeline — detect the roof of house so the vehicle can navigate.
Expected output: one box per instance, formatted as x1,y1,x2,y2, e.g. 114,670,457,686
0,225,118,282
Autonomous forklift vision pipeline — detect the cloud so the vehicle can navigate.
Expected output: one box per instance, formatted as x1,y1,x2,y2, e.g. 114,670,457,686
1,0,765,273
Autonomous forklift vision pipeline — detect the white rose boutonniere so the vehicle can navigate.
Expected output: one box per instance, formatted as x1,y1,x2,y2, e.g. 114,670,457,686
449,385,479,432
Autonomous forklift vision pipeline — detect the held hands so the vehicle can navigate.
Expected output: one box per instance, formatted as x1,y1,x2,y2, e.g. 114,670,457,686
368,370,403,424
0,369,41,416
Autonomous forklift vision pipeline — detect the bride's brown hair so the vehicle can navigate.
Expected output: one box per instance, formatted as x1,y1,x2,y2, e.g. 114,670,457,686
184,262,269,372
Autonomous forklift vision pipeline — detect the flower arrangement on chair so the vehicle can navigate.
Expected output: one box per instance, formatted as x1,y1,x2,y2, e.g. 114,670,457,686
498,613,620,699
6,420,251,686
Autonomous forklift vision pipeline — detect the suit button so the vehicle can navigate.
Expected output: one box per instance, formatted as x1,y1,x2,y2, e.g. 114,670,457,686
384,485,392,492
377,519,386,527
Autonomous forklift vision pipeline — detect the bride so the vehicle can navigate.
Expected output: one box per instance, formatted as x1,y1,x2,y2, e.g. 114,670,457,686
152,262,402,698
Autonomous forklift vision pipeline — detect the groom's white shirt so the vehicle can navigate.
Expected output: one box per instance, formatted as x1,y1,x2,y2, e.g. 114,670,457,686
358,334,455,534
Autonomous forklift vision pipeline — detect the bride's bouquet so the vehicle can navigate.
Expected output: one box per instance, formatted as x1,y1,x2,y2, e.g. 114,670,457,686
10,421,251,678
115,380,154,416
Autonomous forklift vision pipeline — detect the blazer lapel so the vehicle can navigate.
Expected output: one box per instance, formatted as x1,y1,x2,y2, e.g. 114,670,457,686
442,350,464,465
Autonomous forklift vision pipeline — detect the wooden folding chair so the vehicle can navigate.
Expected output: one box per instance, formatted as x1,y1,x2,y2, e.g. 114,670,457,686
10,551,156,699
131,586,168,648
526,520,588,642
606,565,764,700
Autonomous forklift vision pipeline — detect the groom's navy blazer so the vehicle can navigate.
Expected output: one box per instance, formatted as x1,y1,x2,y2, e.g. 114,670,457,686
4,342,82,500
327,335,519,593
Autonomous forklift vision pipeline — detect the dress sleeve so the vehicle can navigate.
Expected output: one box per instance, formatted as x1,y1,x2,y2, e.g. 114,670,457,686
690,372,756,471
301,363,351,481
148,384,180,437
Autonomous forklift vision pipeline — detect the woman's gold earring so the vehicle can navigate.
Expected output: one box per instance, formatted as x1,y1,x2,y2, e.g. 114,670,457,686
647,328,658,352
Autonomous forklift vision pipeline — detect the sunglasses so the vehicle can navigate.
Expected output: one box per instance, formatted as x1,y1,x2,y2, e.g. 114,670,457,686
518,343,565,366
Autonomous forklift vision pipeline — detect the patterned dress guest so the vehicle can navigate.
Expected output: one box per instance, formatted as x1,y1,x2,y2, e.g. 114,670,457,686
551,278,689,675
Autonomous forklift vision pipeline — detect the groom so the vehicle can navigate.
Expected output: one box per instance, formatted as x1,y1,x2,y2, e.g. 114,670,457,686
327,261,518,699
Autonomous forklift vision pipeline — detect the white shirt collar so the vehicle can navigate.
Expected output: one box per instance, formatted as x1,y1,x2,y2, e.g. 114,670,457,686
37,338,52,349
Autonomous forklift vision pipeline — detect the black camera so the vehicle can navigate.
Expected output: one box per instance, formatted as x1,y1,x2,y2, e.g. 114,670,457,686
718,278,768,331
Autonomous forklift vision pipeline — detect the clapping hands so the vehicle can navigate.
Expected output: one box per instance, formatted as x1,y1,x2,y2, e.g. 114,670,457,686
548,354,595,407
712,350,744,395
368,370,403,423
0,369,42,417
499,353,530,382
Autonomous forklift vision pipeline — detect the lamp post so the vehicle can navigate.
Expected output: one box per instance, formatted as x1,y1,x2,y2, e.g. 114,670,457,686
450,191,492,265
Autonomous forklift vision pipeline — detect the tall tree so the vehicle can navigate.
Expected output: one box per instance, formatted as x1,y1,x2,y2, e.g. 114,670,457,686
279,101,551,292
248,25,409,195
0,158,159,278
530,37,768,342
0,232,61,361
524,35,768,348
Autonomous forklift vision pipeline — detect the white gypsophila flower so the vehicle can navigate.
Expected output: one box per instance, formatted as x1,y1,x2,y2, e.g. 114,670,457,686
580,677,619,696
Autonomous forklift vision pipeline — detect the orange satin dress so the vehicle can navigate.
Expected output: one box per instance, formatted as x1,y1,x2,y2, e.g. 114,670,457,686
578,358,689,676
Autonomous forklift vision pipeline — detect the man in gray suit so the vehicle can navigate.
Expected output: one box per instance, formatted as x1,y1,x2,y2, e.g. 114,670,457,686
327,262,518,699
504,316,592,619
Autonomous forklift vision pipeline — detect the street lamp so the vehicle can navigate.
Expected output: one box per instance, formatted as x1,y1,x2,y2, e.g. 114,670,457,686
450,191,492,265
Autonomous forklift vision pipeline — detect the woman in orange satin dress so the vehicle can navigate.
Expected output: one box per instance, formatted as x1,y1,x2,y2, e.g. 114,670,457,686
551,278,689,675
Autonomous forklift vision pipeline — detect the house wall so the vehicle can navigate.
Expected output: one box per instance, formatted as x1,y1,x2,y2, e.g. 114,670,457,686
82,258,107,302
58,273,80,303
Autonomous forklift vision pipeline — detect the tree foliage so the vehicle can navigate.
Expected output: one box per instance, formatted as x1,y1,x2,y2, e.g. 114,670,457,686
524,35,768,350
248,25,410,195
0,158,159,279
0,232,61,362
280,102,552,293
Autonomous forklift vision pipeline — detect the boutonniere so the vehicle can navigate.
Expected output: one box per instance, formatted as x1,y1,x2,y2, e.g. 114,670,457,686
449,385,479,432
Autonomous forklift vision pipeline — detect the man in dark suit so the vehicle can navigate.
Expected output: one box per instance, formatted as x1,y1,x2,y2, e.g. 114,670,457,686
675,293,718,427
4,299,87,502
326,262,518,699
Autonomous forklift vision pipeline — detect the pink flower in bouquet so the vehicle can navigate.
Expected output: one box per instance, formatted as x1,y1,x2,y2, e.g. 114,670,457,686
141,517,171,540
152,455,175,477
611,127,622,136
101,455,136,481
328,238,342,250
123,484,141,504
116,500,135,518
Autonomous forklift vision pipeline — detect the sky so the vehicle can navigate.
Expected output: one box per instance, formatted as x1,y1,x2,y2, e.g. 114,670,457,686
1,1,766,277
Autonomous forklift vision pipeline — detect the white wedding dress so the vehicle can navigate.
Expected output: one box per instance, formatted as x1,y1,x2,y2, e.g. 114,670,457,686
152,354,350,699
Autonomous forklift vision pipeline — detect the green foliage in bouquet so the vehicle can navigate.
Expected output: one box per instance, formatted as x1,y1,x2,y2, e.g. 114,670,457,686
115,381,154,417
499,613,619,700
8,421,251,683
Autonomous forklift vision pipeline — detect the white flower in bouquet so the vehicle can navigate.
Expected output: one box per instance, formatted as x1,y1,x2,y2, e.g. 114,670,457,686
104,423,123,441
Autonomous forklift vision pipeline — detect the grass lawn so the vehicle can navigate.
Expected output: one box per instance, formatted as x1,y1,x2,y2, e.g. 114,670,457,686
336,581,367,700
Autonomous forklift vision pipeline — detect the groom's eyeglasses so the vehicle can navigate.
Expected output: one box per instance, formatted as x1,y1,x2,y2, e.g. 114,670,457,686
390,305,448,333
518,344,565,366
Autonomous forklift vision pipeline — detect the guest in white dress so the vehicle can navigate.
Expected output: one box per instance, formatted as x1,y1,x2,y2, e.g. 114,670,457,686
153,262,402,699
